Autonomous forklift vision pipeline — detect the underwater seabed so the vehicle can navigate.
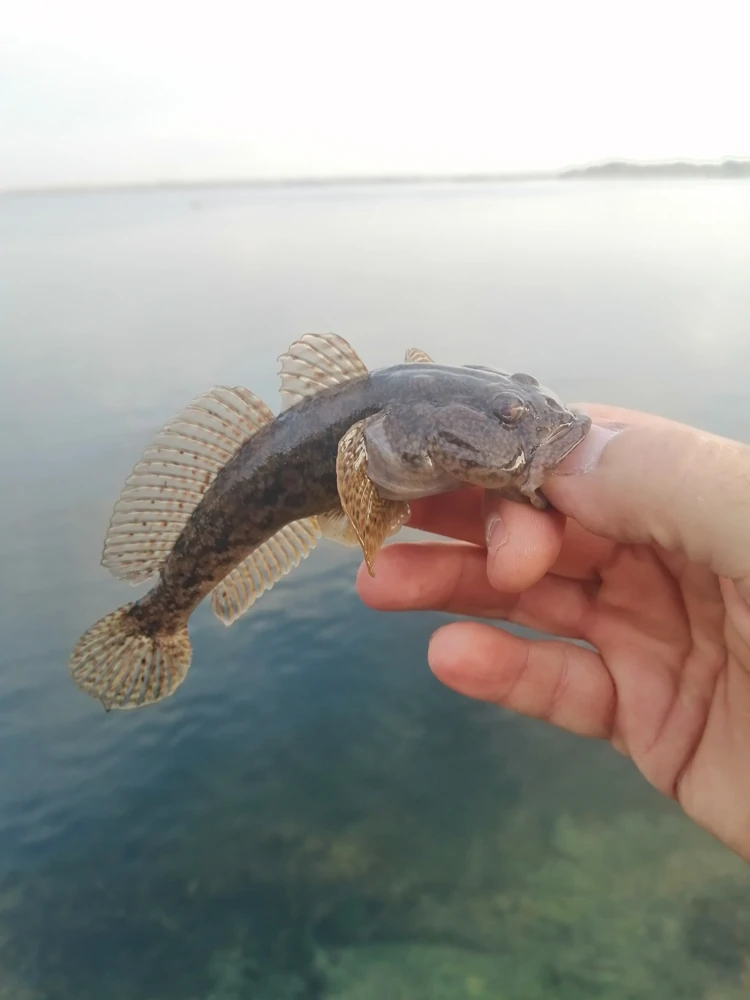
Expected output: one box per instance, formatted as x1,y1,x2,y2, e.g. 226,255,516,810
2,550,750,1000
1,804,749,999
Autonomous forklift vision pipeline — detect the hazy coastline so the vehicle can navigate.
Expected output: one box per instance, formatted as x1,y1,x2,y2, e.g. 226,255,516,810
3,158,749,198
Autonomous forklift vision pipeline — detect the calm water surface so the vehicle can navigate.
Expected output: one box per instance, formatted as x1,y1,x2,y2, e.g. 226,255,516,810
1,180,750,999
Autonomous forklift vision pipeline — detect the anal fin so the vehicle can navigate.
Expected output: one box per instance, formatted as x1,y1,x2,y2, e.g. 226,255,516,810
210,517,321,626
336,420,410,576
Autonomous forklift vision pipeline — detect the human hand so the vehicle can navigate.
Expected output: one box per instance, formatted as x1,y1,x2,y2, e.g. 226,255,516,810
356,405,750,863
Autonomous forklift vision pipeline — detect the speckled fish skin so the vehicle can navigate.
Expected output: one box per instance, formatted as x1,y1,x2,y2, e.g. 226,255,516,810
360,363,590,502
140,362,588,633
68,336,590,712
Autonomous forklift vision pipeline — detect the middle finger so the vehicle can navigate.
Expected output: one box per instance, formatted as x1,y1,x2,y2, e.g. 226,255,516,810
359,542,596,641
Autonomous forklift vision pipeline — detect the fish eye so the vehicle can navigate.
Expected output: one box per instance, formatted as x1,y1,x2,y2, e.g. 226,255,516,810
493,393,526,425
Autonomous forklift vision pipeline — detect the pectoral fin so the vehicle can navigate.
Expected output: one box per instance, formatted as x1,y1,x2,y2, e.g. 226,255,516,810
317,506,360,546
335,419,410,575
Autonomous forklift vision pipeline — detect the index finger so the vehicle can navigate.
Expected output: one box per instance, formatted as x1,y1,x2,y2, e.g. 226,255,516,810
407,487,485,546
407,486,616,584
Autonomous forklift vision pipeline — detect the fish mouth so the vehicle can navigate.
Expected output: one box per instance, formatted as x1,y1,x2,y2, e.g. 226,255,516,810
542,410,592,468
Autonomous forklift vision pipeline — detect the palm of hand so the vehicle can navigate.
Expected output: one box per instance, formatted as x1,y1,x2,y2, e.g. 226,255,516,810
357,486,750,862
578,539,747,853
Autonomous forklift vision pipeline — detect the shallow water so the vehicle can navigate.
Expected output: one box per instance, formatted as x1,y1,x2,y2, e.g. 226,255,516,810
1,179,750,999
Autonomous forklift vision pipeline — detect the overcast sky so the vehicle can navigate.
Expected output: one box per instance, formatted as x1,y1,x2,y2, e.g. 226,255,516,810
1,0,747,189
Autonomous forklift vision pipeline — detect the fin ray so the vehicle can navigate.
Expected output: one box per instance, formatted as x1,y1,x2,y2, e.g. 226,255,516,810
102,386,274,585
210,517,321,626
317,506,360,546
335,419,410,575
69,604,192,710
404,348,434,363
278,333,368,410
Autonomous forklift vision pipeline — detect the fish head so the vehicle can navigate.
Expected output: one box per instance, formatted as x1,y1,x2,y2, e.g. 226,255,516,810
363,369,591,506
431,370,592,484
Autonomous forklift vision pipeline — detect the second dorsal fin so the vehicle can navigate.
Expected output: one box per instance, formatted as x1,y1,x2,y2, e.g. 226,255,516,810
101,386,274,585
277,333,369,410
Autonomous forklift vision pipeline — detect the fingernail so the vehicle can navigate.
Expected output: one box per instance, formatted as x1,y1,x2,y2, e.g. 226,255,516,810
552,423,625,476
485,514,508,550
427,626,445,660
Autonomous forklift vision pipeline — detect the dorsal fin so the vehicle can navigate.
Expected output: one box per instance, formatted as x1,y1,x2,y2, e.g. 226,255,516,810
101,386,274,584
210,517,321,625
277,333,369,410
404,348,434,363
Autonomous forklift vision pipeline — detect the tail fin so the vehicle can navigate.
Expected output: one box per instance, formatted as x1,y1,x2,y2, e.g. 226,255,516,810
68,603,191,711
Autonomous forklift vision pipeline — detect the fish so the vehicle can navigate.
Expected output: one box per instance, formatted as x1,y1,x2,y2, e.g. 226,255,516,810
68,334,591,711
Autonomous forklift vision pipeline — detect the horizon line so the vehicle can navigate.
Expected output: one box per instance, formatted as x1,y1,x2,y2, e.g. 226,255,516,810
2,156,749,197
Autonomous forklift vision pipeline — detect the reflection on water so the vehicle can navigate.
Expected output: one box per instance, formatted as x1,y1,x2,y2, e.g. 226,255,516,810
1,180,750,998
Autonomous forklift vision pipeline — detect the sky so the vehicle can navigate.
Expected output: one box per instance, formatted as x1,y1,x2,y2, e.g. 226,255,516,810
1,0,747,189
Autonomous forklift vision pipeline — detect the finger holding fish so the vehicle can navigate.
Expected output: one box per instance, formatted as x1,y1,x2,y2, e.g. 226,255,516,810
406,487,486,545
357,541,593,641
401,488,565,593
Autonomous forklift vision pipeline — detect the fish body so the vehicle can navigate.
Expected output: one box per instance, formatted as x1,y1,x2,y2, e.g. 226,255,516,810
69,336,590,711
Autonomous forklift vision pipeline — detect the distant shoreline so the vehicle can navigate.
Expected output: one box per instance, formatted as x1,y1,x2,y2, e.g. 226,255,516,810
561,158,750,179
2,158,749,197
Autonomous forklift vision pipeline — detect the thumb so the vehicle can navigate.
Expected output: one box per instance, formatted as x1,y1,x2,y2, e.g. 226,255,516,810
543,405,750,600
